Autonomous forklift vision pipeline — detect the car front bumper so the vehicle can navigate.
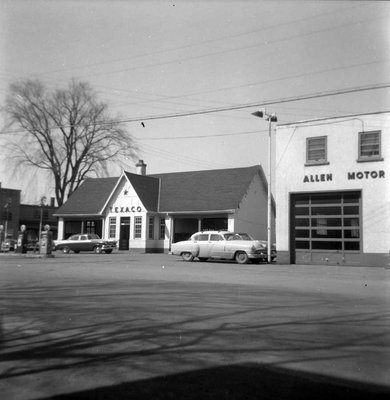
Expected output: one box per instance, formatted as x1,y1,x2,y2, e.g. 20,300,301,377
249,250,276,260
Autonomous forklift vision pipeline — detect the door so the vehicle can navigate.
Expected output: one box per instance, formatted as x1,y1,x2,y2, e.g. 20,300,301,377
291,192,361,265
193,233,211,258
119,217,130,250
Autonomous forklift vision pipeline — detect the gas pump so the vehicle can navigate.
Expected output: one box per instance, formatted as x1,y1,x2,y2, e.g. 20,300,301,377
40,224,53,256
15,225,28,254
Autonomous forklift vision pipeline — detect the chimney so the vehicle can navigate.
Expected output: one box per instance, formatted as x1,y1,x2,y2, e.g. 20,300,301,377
136,160,147,176
50,197,55,207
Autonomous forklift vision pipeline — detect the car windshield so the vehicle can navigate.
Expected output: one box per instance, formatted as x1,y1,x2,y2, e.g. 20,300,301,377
236,233,254,240
223,233,241,241
90,234,100,239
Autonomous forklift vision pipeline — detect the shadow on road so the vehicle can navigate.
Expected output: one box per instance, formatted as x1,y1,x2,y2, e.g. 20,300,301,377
44,362,389,400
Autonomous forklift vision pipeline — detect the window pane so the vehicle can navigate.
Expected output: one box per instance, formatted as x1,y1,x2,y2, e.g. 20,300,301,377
295,218,310,227
344,229,360,239
295,240,310,249
307,137,326,162
295,196,310,205
312,206,341,215
311,195,341,204
344,217,359,227
343,194,360,204
312,217,342,227
148,217,154,239
295,229,310,238
344,206,359,215
210,234,223,241
312,229,342,239
345,242,360,251
194,234,208,241
360,131,380,157
159,218,166,240
134,216,142,239
296,207,309,216
109,217,116,238
312,241,342,250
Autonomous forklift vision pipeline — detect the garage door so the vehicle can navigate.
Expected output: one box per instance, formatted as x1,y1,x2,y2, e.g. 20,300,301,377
291,192,361,265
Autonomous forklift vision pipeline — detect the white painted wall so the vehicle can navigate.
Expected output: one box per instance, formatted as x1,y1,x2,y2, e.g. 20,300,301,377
234,173,274,241
275,113,390,254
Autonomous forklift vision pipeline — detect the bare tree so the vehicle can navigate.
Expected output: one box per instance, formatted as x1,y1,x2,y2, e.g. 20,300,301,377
2,79,138,206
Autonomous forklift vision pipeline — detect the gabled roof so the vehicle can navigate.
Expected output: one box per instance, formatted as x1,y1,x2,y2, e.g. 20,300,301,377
123,172,159,211
151,165,262,212
54,177,118,216
55,165,265,216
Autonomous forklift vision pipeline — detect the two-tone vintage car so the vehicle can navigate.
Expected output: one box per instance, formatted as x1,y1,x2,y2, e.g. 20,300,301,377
170,231,276,264
53,234,116,254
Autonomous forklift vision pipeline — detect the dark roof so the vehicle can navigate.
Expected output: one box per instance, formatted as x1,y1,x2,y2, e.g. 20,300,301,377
55,165,264,216
124,172,159,211
151,165,261,212
55,177,118,216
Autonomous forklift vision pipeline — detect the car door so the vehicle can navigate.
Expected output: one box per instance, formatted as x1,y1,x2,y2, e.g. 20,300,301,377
66,235,79,251
78,235,90,251
209,234,226,258
194,233,211,258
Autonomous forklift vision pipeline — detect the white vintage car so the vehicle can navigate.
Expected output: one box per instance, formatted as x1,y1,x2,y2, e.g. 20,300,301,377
171,231,276,264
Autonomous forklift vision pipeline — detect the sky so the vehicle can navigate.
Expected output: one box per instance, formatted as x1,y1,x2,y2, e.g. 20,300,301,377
0,0,389,204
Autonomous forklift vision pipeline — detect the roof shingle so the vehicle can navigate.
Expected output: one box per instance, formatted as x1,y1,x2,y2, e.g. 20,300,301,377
55,165,264,216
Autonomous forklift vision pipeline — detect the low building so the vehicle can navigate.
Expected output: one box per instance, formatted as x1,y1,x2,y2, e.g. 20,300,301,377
275,112,389,267
54,162,275,253
0,183,21,242
0,183,58,247
19,200,58,245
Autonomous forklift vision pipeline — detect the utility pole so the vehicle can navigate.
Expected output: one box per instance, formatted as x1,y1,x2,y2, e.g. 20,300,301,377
252,109,277,263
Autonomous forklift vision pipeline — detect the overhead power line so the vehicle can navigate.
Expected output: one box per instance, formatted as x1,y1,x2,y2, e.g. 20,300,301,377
2,83,389,135
117,82,390,123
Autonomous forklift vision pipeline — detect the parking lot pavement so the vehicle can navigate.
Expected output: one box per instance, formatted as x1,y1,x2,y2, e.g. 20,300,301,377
0,252,389,399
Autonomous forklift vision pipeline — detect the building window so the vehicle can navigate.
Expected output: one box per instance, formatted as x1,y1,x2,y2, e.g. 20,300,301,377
86,221,96,234
148,217,154,239
159,218,166,240
109,217,116,239
33,209,49,220
306,136,328,165
134,216,142,239
358,131,382,161
2,211,12,221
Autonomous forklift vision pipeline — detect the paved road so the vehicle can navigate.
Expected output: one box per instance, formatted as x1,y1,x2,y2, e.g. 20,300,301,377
0,252,389,399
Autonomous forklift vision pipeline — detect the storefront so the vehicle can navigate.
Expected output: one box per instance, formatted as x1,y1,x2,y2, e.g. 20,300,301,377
55,162,275,253
276,112,389,267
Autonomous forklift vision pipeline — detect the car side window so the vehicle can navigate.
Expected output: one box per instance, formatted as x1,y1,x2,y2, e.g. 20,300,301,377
69,235,79,240
210,234,223,241
80,235,88,240
194,234,209,241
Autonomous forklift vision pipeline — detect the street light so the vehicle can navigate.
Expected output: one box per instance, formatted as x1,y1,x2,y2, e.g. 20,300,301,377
252,109,277,263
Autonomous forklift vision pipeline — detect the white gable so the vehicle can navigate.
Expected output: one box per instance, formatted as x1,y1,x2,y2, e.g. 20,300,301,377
103,175,146,215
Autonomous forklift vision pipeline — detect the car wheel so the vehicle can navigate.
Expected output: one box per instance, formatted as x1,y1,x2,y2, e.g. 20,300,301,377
104,249,113,254
198,257,208,262
94,246,102,254
62,247,71,254
182,252,194,262
235,251,249,264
